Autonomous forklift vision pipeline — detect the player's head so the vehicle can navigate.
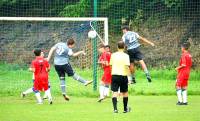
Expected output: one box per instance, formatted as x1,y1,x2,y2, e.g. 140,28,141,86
67,38,75,48
104,45,110,52
181,42,190,51
121,25,129,34
117,41,125,50
34,49,42,56
98,43,105,53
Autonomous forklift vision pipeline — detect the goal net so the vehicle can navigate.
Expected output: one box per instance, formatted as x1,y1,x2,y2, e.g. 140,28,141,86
0,17,108,94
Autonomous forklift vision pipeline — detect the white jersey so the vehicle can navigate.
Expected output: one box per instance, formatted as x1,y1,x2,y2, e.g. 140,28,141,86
122,31,140,50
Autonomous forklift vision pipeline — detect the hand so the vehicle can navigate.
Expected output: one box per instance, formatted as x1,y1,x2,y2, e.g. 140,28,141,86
175,67,179,71
81,51,86,55
150,42,155,47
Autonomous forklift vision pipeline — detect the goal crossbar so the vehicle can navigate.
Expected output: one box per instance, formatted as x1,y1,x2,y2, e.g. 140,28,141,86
0,17,109,45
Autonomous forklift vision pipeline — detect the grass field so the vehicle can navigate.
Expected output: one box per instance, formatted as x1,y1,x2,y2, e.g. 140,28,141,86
0,63,200,121
0,96,200,121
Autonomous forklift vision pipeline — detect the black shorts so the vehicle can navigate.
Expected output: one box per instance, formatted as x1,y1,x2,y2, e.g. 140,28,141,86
127,47,143,62
54,63,74,78
111,75,128,93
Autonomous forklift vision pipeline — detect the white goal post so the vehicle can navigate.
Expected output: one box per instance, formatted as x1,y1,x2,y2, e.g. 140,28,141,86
0,17,109,45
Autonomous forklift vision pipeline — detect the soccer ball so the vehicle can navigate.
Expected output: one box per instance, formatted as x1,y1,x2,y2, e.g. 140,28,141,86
88,30,97,39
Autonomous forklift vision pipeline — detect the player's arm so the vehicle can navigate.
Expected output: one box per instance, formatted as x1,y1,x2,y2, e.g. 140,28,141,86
175,65,186,71
47,46,56,61
71,50,86,57
138,36,155,46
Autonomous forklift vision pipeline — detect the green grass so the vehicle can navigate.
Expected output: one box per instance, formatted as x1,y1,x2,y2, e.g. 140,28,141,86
0,63,200,96
0,96,200,121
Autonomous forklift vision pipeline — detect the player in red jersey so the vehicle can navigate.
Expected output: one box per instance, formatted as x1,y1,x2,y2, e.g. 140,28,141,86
98,44,112,102
175,42,192,105
30,49,52,104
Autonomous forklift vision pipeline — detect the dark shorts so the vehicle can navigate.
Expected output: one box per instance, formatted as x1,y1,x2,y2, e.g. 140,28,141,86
127,47,143,62
111,75,128,93
54,63,74,78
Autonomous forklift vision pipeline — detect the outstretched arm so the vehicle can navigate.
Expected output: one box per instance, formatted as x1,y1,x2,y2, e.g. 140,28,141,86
47,46,56,61
138,36,155,46
71,51,86,57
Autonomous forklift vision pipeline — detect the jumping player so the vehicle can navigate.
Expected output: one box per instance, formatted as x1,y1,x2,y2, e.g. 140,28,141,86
110,41,131,113
47,38,92,101
122,26,155,84
98,44,112,102
30,49,52,104
175,42,192,105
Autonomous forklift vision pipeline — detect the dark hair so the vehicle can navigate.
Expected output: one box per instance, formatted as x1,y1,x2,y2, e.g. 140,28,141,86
104,45,110,48
121,25,129,31
118,41,125,49
34,49,41,56
181,42,190,50
67,38,75,45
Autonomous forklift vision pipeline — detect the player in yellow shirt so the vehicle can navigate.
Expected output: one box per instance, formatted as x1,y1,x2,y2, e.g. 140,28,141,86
110,41,131,113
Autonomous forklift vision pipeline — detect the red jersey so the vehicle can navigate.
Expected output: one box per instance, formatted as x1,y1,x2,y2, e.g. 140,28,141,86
31,57,50,91
99,51,112,84
176,51,192,87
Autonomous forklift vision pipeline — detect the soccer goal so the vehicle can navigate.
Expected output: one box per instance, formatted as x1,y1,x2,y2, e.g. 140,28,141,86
0,17,109,91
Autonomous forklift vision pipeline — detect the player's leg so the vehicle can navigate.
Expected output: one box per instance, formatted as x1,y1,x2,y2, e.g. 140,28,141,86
127,49,136,84
138,60,151,82
98,81,106,102
21,79,35,98
176,80,183,105
121,76,131,113
65,63,92,86
43,82,51,100
129,63,136,84
55,65,69,101
182,81,188,105
111,75,120,113
33,88,42,104
44,88,53,104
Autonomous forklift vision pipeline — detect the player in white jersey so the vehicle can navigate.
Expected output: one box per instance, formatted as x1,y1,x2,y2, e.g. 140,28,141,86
47,38,92,101
122,26,155,84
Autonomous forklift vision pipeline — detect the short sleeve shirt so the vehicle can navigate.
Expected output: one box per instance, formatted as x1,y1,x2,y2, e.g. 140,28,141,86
110,51,130,76
99,51,111,69
31,57,50,83
122,31,140,50
53,42,73,65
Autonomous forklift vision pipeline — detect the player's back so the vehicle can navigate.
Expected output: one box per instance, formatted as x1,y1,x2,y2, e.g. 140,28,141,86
32,57,50,82
180,52,192,69
122,31,140,50
110,51,130,76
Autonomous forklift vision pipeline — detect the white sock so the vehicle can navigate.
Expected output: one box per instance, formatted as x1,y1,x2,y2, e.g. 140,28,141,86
128,76,132,81
99,85,105,99
104,86,110,97
45,89,52,102
177,89,182,102
182,89,187,103
23,88,33,95
35,92,42,104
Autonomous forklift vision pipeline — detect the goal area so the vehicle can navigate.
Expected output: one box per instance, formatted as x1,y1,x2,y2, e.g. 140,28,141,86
0,17,109,91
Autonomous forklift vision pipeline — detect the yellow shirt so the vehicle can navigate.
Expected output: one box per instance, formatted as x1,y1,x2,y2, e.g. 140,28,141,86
110,50,130,76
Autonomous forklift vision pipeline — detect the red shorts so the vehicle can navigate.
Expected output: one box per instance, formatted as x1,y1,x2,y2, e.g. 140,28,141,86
101,67,112,85
34,79,48,91
176,79,188,88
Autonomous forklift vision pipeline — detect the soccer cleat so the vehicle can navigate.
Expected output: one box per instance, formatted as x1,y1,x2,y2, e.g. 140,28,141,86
176,101,183,105
182,102,188,105
97,98,105,102
49,101,53,105
42,97,48,100
113,110,118,113
132,76,136,84
21,93,26,98
146,75,152,83
84,80,93,86
123,107,131,113
63,94,70,101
